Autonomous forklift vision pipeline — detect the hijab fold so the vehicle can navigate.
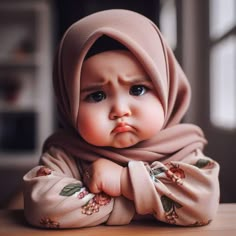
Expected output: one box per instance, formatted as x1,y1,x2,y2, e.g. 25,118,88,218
44,9,207,165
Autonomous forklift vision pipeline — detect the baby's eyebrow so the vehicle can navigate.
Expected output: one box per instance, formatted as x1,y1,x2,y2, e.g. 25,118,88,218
80,76,152,93
119,76,151,85
116,76,153,89
80,84,104,93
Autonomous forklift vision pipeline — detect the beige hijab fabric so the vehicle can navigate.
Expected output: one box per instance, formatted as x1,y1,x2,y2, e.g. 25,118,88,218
44,9,207,165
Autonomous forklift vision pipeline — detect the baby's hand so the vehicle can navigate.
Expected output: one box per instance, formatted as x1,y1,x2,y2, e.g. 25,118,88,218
83,158,123,197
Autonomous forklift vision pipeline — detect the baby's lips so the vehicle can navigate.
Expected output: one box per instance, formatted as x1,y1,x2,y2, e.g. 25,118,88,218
112,123,133,133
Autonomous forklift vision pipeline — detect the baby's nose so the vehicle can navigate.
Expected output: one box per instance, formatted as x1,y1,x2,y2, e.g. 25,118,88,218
109,100,132,120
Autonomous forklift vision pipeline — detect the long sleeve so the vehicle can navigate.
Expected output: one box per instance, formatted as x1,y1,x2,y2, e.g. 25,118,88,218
23,147,134,228
127,149,220,226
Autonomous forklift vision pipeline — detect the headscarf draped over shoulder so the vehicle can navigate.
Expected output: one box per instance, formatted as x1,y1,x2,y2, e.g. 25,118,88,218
44,9,206,165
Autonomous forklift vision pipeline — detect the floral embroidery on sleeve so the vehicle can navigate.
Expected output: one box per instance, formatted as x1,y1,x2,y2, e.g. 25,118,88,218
78,188,89,199
165,163,185,185
36,167,52,177
59,182,111,216
194,159,215,169
147,163,185,185
59,183,83,196
161,195,182,224
81,193,111,215
40,217,60,228
189,220,212,226
146,165,166,183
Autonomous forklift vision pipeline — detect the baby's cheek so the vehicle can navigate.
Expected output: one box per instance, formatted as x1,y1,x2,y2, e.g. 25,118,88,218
78,112,110,146
142,104,164,137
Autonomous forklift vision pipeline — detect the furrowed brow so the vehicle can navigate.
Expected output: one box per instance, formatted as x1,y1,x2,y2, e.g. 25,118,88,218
120,76,152,85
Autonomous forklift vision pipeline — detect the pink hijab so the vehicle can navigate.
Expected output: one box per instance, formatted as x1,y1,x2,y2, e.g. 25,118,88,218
44,9,206,165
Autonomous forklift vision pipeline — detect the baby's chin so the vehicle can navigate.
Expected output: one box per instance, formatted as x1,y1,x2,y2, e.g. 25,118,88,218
109,134,142,148
82,133,147,148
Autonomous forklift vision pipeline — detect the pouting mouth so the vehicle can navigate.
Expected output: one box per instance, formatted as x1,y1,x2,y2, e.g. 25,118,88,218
111,122,133,134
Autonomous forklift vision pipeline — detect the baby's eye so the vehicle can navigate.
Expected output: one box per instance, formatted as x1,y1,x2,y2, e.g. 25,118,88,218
129,85,149,96
85,91,106,102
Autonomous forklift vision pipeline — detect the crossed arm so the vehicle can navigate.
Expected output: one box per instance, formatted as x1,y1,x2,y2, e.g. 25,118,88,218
82,158,133,200
23,146,220,228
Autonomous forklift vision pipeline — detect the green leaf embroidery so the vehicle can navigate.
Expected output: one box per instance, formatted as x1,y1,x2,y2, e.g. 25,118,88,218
152,167,166,176
195,159,210,169
174,200,182,209
60,183,83,196
148,167,166,183
161,195,173,212
161,195,182,212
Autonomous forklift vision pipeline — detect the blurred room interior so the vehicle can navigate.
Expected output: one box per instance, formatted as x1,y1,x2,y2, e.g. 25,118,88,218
0,0,235,208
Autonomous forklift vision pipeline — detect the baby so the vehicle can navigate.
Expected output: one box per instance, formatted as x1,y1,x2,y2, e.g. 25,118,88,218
23,9,220,228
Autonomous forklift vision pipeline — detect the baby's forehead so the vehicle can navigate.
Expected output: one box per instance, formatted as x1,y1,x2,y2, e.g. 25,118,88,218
82,50,146,75
80,50,152,88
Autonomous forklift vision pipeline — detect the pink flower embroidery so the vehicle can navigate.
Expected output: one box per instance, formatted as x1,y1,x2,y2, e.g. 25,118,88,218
94,192,111,205
81,193,111,215
165,164,185,185
40,217,60,228
165,209,179,224
161,195,182,225
188,220,212,226
77,189,89,199
36,167,52,177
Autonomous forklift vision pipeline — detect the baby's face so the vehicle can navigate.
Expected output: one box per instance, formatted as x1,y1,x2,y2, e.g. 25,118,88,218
78,50,164,148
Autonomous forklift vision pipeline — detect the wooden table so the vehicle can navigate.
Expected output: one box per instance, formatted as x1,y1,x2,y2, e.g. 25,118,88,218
0,204,235,236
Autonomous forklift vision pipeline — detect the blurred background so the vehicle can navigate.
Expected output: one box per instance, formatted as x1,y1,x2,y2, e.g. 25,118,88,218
0,0,235,208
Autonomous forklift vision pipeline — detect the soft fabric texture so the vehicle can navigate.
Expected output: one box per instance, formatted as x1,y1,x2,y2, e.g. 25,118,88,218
23,9,220,228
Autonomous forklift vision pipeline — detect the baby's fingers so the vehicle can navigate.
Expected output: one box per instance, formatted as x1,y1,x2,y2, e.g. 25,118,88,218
83,169,101,194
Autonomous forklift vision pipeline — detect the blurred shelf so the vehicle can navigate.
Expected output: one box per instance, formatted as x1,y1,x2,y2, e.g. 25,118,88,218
0,57,40,68
0,105,37,113
0,0,54,169
0,152,40,169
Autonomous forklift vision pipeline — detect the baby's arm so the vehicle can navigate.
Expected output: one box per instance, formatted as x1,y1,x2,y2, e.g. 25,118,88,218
82,158,123,197
121,149,220,226
23,147,116,228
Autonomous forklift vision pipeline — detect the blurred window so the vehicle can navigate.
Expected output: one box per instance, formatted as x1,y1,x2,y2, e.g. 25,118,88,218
159,0,177,50
209,0,236,129
209,0,235,39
